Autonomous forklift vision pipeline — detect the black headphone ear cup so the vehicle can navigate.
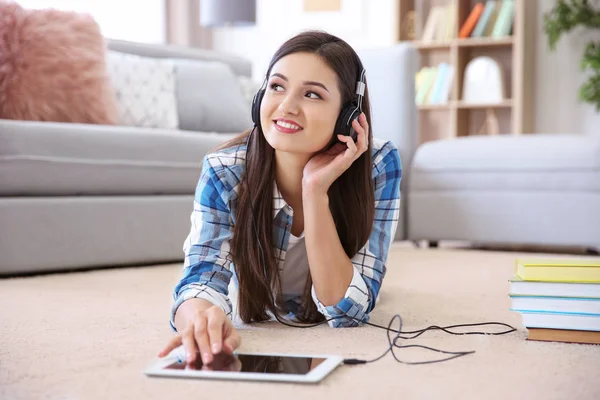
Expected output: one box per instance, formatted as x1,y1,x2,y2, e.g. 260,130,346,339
335,105,360,137
251,89,265,128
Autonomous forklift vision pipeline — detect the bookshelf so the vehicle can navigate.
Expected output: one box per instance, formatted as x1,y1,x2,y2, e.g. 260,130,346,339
398,0,536,144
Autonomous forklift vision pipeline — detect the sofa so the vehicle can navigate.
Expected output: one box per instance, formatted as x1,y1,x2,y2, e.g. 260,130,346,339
408,133,600,253
0,40,253,275
0,40,419,275
3,36,596,277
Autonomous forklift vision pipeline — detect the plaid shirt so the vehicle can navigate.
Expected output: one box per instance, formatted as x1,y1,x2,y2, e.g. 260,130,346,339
170,137,402,330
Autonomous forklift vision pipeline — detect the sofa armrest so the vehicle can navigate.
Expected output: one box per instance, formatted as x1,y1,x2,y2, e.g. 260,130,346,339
0,118,238,163
0,118,240,196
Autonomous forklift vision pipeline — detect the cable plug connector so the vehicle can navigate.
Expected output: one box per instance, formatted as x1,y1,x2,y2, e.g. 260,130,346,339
343,358,367,365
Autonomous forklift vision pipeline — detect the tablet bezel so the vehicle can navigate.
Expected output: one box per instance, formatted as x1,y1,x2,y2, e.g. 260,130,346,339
144,351,344,383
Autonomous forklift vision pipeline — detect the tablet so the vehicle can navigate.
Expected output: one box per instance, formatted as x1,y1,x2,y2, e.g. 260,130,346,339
144,347,344,384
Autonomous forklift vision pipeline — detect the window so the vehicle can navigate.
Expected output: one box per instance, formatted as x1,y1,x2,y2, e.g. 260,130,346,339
16,0,166,43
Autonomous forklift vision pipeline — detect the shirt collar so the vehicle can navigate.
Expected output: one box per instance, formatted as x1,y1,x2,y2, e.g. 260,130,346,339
272,180,290,219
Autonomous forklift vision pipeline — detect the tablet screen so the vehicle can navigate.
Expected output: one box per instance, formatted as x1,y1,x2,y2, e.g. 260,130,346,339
164,352,327,375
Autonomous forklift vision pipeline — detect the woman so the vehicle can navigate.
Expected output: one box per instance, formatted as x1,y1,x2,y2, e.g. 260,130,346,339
158,30,402,368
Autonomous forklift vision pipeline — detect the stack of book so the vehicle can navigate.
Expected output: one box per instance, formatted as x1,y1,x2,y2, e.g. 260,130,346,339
509,259,600,344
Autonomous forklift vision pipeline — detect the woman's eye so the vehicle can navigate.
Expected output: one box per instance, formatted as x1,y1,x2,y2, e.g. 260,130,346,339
306,92,321,99
270,83,284,91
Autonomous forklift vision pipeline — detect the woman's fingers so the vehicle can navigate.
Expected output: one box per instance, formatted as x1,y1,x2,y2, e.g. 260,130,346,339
338,134,359,166
181,327,199,366
337,134,357,152
158,305,240,370
360,112,369,133
356,113,369,152
157,334,182,357
206,309,223,355
223,331,242,354
193,315,213,365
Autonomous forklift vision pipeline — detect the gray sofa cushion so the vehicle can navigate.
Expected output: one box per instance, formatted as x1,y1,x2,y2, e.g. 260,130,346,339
411,134,600,192
175,59,252,133
0,119,239,196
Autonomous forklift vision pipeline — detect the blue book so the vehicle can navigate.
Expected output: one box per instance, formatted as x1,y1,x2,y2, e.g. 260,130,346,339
471,1,497,37
428,63,449,104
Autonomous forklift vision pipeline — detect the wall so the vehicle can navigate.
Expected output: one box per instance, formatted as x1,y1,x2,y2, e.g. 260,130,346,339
534,0,600,136
16,0,165,44
210,0,398,81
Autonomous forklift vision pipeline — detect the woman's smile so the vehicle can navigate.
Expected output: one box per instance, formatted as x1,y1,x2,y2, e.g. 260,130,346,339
274,118,304,134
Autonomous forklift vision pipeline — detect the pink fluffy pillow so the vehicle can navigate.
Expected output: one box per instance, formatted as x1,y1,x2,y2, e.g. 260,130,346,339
0,2,118,124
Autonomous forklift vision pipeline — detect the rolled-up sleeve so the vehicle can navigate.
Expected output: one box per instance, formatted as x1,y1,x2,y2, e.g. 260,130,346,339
311,141,402,327
170,157,235,332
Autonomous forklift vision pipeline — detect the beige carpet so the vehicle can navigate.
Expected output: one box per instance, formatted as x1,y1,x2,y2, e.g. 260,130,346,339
1,244,599,400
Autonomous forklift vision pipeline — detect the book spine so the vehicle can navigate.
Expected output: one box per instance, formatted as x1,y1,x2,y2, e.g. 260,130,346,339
491,0,514,37
415,67,437,105
421,7,442,42
517,265,600,283
438,64,454,103
459,2,485,38
429,63,448,104
471,1,496,37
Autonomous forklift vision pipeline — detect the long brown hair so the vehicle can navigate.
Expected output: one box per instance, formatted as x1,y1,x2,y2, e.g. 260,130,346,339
218,30,375,324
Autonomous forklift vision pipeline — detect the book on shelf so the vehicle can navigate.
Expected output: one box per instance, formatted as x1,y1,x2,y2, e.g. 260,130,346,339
459,2,484,38
415,63,454,105
471,1,497,37
514,259,600,283
484,1,502,36
491,0,515,37
452,0,515,40
420,4,455,42
526,328,600,345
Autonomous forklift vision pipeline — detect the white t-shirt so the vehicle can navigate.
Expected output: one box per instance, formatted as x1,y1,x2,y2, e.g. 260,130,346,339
228,231,310,318
279,231,310,301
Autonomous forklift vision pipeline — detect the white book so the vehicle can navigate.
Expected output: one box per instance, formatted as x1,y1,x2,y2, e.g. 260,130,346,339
509,277,600,298
520,311,600,332
510,296,600,315
421,6,444,42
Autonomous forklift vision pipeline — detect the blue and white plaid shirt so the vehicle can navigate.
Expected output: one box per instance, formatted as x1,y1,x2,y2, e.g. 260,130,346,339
170,137,402,330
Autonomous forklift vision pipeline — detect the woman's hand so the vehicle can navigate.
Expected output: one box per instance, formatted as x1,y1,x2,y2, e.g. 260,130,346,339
302,113,369,196
157,303,241,368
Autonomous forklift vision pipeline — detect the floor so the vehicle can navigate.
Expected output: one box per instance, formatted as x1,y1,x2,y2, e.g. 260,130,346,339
1,244,599,399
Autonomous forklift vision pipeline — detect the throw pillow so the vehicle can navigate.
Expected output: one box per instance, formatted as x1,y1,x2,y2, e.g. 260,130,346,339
0,2,119,124
175,58,252,133
106,51,179,129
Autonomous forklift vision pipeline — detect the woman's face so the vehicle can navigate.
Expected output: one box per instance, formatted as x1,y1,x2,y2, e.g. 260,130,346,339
260,52,343,155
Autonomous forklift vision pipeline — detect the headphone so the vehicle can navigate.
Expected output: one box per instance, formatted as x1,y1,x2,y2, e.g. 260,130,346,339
251,57,366,141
